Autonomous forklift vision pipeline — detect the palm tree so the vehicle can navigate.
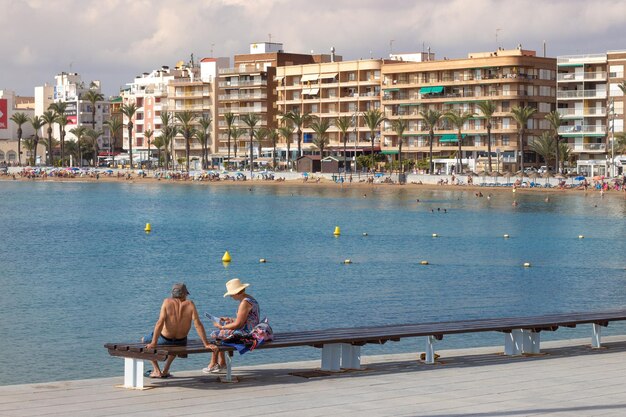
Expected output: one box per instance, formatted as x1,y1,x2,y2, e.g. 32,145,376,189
224,112,236,163
278,120,295,170
255,126,270,162
528,131,555,167
83,90,104,131
10,112,28,166
230,127,245,164
420,109,442,174
444,109,475,174
196,114,212,170
240,113,261,178
175,111,198,172
84,128,103,166
69,126,88,167
121,103,137,168
310,117,331,158
545,110,564,174
266,128,280,170
283,109,313,158
477,101,497,172
152,135,165,168
391,118,408,181
335,116,352,174
160,112,176,169
48,102,68,166
40,110,57,165
144,129,153,169
104,116,123,167
511,105,537,173
618,81,626,96
29,116,46,166
362,109,386,167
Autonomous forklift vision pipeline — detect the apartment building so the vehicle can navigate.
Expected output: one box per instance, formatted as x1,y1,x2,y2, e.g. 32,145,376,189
166,57,228,168
556,51,626,176
275,58,386,167
0,90,36,164
50,72,112,155
217,42,335,164
381,47,556,174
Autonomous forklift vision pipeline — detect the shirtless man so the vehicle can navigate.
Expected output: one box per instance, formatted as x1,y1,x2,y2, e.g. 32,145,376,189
144,283,214,378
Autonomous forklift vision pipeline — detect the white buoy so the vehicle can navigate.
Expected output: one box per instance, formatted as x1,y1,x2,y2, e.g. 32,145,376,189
578,235,584,239
259,258,267,263
503,234,510,239
343,259,352,264
523,262,531,268
362,232,368,236
420,260,429,265
432,233,438,238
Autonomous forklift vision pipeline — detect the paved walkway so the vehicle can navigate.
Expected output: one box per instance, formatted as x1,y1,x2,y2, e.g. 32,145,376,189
2,337,626,416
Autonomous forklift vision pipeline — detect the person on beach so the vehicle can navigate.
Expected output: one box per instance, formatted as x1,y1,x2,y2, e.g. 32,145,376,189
203,278,261,374
144,283,214,378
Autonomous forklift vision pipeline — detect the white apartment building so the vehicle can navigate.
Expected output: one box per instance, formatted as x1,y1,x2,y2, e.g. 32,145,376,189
0,90,36,164
556,51,626,176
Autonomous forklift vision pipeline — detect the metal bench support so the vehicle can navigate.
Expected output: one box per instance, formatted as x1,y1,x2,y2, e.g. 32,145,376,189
521,330,541,354
592,323,602,348
425,336,437,364
341,344,361,369
124,358,144,389
321,343,342,371
504,329,524,355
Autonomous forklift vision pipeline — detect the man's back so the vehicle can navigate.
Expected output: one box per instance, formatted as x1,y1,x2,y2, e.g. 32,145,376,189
161,298,195,339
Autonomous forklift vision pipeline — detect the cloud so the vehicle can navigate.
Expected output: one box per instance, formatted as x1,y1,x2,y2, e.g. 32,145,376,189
0,0,625,96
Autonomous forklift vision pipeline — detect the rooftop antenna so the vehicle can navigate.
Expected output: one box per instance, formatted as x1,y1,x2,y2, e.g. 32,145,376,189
369,50,373,59
389,39,394,55
496,28,502,49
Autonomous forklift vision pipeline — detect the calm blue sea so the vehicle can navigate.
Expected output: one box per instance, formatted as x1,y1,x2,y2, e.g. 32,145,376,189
1,181,625,386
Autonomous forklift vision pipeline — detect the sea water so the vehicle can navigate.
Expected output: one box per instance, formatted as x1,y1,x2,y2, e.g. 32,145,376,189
1,181,625,386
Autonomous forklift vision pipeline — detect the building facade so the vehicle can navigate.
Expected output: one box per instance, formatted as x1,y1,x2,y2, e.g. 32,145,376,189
381,48,556,173
0,90,36,164
556,51,626,176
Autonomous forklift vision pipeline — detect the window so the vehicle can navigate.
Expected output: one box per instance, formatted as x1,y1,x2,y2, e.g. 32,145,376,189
538,102,551,113
609,65,624,78
501,101,510,111
501,135,510,146
609,83,623,97
502,118,510,128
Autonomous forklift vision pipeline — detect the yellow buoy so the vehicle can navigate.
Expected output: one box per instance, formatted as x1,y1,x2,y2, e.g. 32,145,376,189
333,226,341,236
503,234,510,239
420,260,429,265
144,223,151,232
578,235,584,239
259,258,267,263
343,259,352,264
523,262,531,268
222,251,232,263
512,188,516,193
432,233,438,238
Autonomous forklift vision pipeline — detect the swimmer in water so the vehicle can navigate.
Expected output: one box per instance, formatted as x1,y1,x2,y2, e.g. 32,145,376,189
512,200,518,207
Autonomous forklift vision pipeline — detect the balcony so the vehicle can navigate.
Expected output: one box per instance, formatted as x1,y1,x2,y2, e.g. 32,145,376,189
238,107,267,114
570,143,606,152
557,71,607,82
558,125,606,135
557,89,607,99
557,54,607,65
557,108,607,118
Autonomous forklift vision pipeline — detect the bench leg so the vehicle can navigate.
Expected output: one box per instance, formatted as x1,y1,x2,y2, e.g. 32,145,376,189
123,358,144,389
425,336,437,364
504,329,523,356
321,343,342,372
223,352,234,382
592,323,602,348
341,344,361,370
521,330,541,354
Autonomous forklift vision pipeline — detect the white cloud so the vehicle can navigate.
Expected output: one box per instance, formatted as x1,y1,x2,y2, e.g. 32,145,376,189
0,0,625,96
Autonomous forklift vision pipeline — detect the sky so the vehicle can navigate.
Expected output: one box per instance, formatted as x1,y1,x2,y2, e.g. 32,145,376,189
2,0,625,97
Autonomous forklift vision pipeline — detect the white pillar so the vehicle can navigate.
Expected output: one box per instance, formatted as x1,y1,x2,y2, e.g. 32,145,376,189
504,329,523,356
123,358,144,389
425,336,437,364
224,352,233,382
521,330,541,354
321,344,342,371
341,344,361,370
592,324,602,348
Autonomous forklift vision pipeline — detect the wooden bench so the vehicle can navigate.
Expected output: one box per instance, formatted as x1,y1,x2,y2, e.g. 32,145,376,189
105,308,626,389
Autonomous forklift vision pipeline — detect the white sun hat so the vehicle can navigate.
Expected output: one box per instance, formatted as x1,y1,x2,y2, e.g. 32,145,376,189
223,278,250,297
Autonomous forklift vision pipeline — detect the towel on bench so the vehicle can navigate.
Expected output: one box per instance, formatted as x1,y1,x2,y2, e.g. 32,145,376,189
220,318,274,354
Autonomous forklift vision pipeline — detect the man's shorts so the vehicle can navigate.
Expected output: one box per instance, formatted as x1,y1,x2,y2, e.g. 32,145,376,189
143,332,188,346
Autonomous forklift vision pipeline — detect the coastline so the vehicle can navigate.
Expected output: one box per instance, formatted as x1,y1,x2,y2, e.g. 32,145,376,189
1,169,624,197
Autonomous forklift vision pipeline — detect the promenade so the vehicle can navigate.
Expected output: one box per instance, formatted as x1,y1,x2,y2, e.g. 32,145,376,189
2,336,626,416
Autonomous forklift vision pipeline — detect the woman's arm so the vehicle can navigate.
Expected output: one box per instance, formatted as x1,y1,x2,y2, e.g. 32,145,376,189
221,300,252,330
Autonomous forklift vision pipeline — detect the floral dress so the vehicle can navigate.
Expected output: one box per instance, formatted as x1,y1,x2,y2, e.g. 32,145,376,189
211,296,260,339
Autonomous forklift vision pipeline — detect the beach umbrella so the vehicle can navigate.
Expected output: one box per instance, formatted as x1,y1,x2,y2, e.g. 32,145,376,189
574,175,585,181
542,172,553,186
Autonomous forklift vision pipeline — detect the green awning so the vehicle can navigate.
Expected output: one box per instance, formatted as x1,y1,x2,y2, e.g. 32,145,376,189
398,103,419,107
439,134,466,143
381,150,399,155
430,86,444,93
384,88,400,92
419,87,432,94
558,63,584,67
